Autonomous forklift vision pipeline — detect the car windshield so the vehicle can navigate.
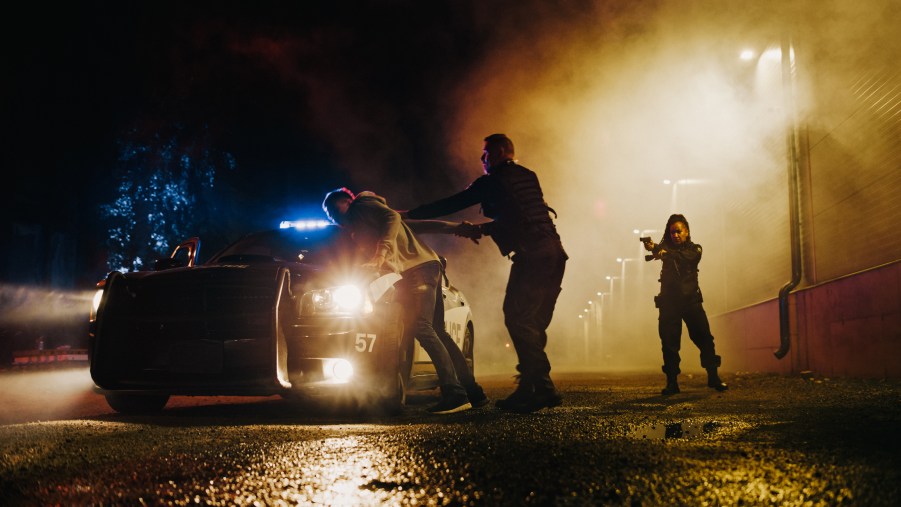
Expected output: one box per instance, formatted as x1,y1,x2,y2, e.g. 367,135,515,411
209,226,355,266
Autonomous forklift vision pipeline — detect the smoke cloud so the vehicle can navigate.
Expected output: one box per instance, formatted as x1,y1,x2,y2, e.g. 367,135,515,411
226,0,896,375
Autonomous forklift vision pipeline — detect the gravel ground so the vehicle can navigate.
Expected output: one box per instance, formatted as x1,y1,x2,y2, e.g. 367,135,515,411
1,368,899,506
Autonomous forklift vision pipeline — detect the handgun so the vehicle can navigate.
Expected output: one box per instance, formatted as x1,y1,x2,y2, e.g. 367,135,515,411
640,237,657,261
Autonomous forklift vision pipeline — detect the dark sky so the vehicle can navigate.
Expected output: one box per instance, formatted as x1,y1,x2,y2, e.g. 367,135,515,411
4,1,545,284
3,1,519,236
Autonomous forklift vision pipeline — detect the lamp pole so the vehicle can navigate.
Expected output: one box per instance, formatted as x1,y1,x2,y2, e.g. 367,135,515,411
605,275,620,298
664,178,710,213
595,291,608,365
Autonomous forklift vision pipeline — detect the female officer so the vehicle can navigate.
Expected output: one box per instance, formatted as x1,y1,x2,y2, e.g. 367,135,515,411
643,214,728,395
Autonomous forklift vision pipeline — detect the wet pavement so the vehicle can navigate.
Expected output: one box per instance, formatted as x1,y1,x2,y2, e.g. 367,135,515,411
1,368,900,505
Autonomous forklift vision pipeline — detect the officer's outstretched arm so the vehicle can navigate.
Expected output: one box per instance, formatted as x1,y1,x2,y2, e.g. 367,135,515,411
404,219,458,235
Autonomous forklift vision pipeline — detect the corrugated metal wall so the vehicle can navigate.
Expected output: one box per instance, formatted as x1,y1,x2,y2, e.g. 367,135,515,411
710,47,901,315
806,69,901,282
721,141,792,311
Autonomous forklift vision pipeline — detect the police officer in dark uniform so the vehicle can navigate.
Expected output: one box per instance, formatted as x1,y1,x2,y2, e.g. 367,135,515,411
643,214,728,395
403,133,567,413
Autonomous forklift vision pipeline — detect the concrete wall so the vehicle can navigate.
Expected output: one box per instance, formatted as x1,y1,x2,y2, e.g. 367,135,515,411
711,260,901,378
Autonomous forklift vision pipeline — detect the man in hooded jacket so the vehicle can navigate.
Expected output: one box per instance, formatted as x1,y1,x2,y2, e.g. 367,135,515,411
323,187,488,414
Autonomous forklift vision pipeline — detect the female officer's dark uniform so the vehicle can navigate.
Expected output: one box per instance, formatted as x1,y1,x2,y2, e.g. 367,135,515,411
650,214,727,395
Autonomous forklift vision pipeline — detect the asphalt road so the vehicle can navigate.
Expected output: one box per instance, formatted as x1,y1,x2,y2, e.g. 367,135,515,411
1,367,900,506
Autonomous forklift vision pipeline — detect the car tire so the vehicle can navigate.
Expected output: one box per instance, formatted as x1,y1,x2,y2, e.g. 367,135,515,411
378,371,406,416
104,393,169,414
463,325,475,374
371,303,409,415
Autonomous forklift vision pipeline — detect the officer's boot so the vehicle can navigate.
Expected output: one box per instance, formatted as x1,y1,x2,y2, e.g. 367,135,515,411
511,373,563,413
706,368,728,392
661,374,680,396
495,374,533,410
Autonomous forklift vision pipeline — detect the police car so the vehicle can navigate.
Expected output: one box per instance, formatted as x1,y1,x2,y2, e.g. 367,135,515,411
89,221,475,414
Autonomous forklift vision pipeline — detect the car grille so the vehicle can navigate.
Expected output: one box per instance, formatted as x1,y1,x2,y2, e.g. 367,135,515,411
128,273,280,343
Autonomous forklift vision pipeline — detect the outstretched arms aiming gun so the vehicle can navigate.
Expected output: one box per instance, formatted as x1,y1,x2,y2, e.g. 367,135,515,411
640,236,667,261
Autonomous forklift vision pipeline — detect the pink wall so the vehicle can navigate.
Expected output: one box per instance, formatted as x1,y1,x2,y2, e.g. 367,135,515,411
711,260,901,378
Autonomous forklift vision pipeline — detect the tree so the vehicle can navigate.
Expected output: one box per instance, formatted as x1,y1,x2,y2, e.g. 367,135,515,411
100,122,236,272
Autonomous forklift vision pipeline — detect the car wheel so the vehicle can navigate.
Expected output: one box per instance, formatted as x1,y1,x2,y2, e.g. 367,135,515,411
463,325,474,374
104,393,169,414
378,371,407,416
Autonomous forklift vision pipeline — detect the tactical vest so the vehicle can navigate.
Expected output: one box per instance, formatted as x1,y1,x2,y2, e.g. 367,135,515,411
483,162,559,256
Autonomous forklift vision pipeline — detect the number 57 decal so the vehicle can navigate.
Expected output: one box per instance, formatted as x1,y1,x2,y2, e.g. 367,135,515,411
355,333,377,352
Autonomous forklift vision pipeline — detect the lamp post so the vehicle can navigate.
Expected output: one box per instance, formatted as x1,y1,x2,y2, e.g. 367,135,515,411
605,275,620,298
579,311,590,361
594,291,609,365
617,257,635,308
663,178,711,213
617,257,635,282
634,229,659,289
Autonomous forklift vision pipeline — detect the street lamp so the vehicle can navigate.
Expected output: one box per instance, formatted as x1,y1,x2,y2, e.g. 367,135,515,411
616,257,636,309
634,228,659,281
582,307,591,358
605,275,620,296
581,292,610,366
594,292,608,329
663,178,711,212
617,257,635,282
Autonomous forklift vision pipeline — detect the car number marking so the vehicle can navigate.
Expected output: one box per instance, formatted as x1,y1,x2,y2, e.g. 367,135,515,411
355,333,377,353
447,321,464,343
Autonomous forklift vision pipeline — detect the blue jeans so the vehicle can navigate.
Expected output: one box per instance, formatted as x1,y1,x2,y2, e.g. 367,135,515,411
433,266,478,392
396,261,466,397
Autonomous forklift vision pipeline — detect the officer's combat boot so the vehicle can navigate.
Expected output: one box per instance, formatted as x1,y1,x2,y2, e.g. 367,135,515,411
495,374,533,411
509,374,563,413
706,368,728,392
661,374,680,396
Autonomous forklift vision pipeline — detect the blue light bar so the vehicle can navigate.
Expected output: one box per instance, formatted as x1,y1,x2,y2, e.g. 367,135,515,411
279,220,332,230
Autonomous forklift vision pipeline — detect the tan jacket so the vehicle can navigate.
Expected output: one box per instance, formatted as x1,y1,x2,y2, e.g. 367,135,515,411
346,191,439,274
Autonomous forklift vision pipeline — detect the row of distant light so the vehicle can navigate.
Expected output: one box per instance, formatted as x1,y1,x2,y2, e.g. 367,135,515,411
279,220,331,230
578,228,657,319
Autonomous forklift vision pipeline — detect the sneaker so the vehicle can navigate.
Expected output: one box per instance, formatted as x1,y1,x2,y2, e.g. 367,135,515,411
467,385,490,408
427,394,472,415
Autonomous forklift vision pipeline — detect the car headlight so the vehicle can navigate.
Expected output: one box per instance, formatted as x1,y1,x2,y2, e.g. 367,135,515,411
325,358,354,382
89,288,104,322
301,285,373,316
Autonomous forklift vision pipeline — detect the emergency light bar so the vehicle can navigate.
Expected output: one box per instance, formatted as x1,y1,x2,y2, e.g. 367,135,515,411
279,220,331,230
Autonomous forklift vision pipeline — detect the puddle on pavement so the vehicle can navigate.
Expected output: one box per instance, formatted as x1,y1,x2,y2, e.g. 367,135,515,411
630,420,720,440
